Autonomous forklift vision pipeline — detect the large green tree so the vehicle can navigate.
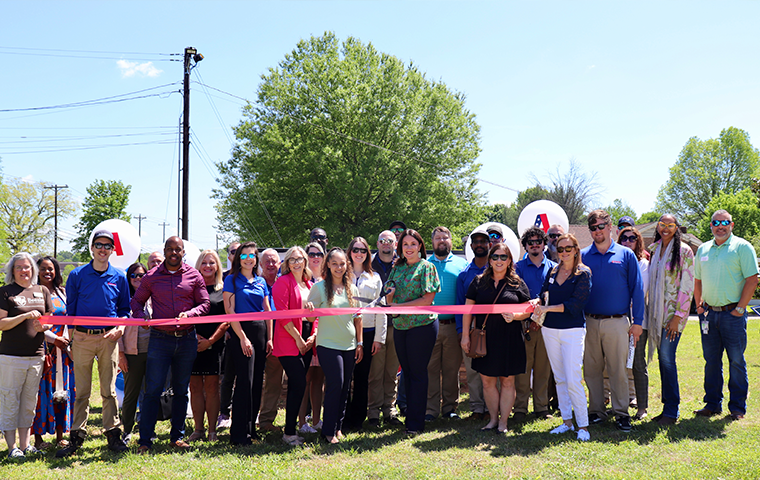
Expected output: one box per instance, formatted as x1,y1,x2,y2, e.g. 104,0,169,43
214,32,485,247
73,180,131,257
656,127,760,229
603,199,637,225
696,188,760,242
0,178,75,256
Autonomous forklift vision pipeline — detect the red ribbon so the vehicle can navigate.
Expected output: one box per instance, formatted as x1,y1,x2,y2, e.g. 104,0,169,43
41,303,533,327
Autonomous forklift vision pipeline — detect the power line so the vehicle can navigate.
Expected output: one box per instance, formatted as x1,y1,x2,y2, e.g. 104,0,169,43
0,46,182,56
0,139,176,155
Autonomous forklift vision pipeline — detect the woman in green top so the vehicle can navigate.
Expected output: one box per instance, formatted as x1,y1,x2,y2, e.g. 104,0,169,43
386,229,441,435
307,248,362,444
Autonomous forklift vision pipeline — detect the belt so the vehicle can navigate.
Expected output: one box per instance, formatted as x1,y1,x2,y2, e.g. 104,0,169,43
439,318,455,325
586,314,626,320
151,327,196,337
75,326,115,335
704,302,738,312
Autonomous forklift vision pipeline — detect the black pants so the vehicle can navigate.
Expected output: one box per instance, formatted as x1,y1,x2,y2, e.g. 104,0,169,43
122,352,148,435
344,328,375,429
228,322,267,445
278,350,313,436
395,321,438,432
317,346,356,437
219,339,235,417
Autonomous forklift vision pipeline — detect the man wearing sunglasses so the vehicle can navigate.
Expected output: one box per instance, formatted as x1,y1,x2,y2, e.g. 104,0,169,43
513,227,557,421
310,228,329,252
57,230,131,457
693,210,758,421
389,220,407,243
581,210,645,433
426,226,468,421
546,225,565,263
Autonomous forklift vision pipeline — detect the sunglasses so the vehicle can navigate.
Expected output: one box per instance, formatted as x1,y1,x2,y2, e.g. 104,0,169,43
547,233,561,239
556,245,576,253
619,235,637,243
378,239,394,245
352,247,368,254
711,219,731,227
228,248,237,256
288,257,305,264
488,233,502,240
93,242,114,250
490,254,510,261
526,239,544,246
311,235,327,241
658,222,677,229
129,272,145,279
617,224,632,230
588,222,608,232
239,253,255,260
308,252,324,258
390,227,405,233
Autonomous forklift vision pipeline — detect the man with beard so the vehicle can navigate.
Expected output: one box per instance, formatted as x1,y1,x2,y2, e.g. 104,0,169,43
368,230,402,427
694,209,758,421
513,227,556,421
546,225,565,263
257,249,284,432
455,227,491,420
131,236,210,452
426,227,468,421
581,210,644,433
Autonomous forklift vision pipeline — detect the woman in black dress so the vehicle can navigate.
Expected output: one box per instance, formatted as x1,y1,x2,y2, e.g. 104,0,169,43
188,250,229,442
460,243,531,433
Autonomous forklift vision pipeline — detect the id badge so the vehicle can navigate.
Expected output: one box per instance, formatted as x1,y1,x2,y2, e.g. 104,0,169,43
700,317,709,335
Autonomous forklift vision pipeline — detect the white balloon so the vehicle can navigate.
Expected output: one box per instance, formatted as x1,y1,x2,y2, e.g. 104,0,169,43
183,240,201,267
88,219,141,272
517,200,570,236
464,222,520,264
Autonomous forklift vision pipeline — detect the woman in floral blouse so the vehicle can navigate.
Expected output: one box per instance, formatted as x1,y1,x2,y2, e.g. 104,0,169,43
646,214,695,426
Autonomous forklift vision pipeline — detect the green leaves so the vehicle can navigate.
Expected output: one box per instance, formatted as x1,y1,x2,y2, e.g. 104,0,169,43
72,180,132,257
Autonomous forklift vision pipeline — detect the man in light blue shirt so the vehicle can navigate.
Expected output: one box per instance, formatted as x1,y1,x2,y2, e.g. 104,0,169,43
581,210,644,433
426,226,468,421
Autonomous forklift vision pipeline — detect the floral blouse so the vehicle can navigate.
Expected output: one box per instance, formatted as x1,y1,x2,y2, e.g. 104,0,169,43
647,240,695,332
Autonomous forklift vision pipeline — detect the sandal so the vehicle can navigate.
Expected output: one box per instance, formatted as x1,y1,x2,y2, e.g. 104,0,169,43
187,430,205,442
56,439,70,448
208,432,218,442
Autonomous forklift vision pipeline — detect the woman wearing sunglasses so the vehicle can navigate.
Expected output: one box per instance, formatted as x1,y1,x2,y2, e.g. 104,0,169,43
532,234,592,441
223,241,272,445
461,243,530,434
343,237,386,431
618,226,650,420
646,215,694,425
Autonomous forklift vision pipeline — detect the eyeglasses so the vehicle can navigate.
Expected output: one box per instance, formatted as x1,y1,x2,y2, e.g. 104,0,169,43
288,257,305,264
488,233,502,240
378,239,394,245
239,254,255,260
526,239,543,246
390,227,405,233
556,246,576,253
619,235,637,243
228,248,237,256
658,222,677,229
711,219,731,227
490,254,510,261
311,235,327,241
93,242,114,250
352,248,368,254
130,272,145,279
308,252,324,258
588,222,608,232
547,233,561,239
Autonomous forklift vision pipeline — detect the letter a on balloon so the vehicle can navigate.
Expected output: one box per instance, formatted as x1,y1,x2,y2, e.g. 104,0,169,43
534,214,550,232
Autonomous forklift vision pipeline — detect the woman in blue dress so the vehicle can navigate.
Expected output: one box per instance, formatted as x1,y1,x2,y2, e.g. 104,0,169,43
32,256,76,450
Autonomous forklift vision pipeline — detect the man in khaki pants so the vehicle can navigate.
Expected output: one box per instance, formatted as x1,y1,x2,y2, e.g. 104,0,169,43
57,230,130,457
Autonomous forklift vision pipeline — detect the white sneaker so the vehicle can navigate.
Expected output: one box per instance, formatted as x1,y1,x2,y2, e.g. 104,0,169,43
299,424,317,434
313,421,323,430
217,414,231,430
577,429,591,441
550,424,574,434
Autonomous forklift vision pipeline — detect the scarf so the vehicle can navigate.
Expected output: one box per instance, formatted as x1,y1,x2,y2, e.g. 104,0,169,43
646,239,674,364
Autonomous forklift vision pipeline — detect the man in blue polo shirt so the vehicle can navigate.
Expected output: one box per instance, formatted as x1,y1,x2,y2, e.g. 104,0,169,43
426,226,468,421
455,227,491,420
693,209,758,421
581,209,644,433
514,226,556,421
57,230,130,457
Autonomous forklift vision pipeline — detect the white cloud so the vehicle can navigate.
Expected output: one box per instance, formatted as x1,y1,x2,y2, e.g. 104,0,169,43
587,65,596,70
21,175,34,183
117,59,163,78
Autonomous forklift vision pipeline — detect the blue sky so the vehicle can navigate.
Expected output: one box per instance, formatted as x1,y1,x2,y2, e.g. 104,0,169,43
2,0,759,254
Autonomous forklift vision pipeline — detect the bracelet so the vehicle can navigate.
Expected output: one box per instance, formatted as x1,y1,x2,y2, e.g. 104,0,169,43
356,341,363,346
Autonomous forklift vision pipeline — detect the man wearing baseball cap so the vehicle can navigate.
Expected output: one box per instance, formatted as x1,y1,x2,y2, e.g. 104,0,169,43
57,230,130,457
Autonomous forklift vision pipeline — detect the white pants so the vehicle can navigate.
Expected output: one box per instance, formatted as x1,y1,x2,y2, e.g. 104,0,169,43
0,354,44,431
543,327,588,428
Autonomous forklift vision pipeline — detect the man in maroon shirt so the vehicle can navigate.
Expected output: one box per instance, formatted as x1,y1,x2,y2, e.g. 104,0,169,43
131,236,210,453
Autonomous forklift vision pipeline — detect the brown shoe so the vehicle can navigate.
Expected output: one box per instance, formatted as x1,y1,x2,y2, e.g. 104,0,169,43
137,445,151,455
657,416,677,426
729,412,745,421
259,424,281,433
171,439,192,451
694,407,720,417
535,411,554,420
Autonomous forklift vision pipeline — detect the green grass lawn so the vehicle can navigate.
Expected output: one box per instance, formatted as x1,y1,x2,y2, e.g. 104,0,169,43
2,318,759,479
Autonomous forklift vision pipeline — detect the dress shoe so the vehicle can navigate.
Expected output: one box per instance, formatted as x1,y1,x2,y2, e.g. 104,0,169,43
511,412,526,423
729,411,745,421
657,416,677,426
694,407,720,417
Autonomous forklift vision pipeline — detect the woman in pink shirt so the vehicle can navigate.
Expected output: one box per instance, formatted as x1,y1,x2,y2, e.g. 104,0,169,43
272,246,318,446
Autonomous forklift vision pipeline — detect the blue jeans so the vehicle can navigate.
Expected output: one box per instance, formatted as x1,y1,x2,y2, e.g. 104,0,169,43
139,329,198,447
394,320,438,432
699,310,748,414
657,327,681,419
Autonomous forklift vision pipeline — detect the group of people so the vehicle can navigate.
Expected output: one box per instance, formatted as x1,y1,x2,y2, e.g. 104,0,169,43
0,209,754,457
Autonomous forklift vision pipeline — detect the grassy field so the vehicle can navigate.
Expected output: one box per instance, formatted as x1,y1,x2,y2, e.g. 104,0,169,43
2,318,759,479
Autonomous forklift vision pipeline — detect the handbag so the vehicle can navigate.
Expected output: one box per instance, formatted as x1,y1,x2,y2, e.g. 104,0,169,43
466,281,508,359
158,388,174,421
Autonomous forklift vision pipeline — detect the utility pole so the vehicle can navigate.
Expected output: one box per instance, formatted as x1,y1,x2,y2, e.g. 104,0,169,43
133,214,146,237
181,46,203,240
44,184,68,257
159,222,170,242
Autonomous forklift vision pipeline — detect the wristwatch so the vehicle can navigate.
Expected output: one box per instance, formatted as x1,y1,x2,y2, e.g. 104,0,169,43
356,341,364,347
735,306,746,314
